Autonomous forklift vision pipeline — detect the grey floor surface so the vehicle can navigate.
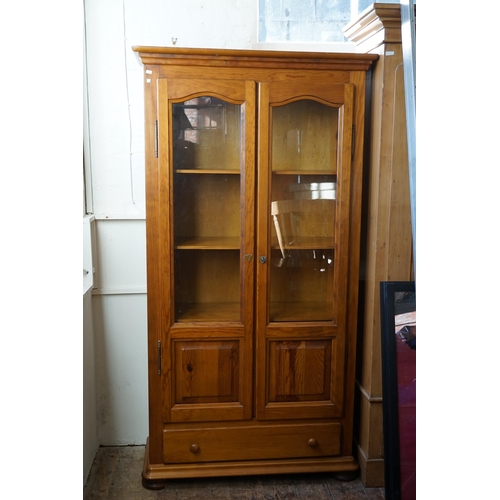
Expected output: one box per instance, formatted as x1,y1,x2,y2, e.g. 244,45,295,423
83,446,385,499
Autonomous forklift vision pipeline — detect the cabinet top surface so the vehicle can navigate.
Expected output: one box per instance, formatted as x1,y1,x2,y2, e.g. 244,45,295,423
132,46,378,71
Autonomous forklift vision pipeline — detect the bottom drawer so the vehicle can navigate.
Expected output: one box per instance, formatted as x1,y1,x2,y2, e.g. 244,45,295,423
163,422,341,463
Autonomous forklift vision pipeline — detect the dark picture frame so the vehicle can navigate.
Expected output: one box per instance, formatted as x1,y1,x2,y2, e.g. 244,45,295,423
380,281,416,500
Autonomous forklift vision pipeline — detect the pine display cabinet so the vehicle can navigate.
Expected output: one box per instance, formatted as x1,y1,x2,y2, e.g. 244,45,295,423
133,46,377,489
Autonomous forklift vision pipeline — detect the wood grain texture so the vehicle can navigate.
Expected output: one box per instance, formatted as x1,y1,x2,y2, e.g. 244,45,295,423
173,340,240,403
133,46,378,71
345,3,413,487
144,66,164,465
137,46,376,484
268,340,332,402
163,422,341,463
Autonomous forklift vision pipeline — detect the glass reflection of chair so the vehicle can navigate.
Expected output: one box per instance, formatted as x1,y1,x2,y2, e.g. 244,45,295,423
271,198,335,260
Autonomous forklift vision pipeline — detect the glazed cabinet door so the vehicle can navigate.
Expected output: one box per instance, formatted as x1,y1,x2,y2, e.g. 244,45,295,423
256,81,354,421
157,78,256,423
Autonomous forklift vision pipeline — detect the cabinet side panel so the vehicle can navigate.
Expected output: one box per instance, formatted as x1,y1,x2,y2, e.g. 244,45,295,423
342,70,368,455
144,68,165,464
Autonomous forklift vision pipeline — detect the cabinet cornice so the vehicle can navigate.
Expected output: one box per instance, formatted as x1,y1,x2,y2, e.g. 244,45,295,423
132,46,377,72
343,3,403,51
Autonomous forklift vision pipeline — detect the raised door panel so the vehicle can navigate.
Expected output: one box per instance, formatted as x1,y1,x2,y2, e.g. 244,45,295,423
167,339,247,422
174,340,240,404
157,78,256,424
268,339,332,403
259,331,345,420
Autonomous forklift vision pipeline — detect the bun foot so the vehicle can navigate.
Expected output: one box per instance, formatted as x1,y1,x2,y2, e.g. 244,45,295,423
332,469,359,482
142,477,169,490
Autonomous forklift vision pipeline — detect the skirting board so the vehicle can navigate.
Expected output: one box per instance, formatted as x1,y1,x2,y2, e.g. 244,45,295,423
356,443,384,487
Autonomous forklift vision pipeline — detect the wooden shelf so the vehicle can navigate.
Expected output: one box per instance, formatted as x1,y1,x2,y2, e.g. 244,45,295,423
270,301,333,322
175,302,240,322
175,169,240,175
271,237,335,250
272,170,335,176
176,237,240,250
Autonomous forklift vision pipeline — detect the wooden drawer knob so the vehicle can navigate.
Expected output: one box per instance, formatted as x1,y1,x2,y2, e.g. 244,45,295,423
307,438,317,448
190,443,200,454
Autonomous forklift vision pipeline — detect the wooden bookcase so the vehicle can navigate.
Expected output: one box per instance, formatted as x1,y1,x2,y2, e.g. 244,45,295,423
343,3,414,487
133,46,377,489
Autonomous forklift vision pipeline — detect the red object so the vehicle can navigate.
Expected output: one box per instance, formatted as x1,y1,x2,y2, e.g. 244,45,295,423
395,331,416,500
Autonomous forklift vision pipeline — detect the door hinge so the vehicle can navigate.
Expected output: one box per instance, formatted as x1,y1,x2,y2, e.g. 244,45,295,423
154,120,158,158
157,340,162,375
351,125,356,161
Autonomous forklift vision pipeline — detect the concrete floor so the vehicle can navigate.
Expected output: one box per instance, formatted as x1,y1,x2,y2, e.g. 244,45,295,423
83,446,385,499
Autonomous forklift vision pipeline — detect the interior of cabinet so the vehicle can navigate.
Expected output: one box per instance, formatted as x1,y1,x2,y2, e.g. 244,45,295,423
268,100,338,322
271,100,338,173
174,249,240,321
173,97,241,171
172,97,243,323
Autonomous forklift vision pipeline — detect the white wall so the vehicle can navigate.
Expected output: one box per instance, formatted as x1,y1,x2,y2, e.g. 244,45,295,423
83,0,259,465
83,286,99,482
83,216,99,483
92,219,148,445
84,0,257,219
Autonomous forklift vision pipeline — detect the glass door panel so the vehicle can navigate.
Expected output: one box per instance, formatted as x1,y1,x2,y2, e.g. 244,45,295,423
269,100,338,322
173,97,242,322
173,97,241,171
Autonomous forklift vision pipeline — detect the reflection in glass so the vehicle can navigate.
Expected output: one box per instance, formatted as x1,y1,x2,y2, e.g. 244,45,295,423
271,100,337,173
172,97,242,322
269,100,338,322
173,97,241,171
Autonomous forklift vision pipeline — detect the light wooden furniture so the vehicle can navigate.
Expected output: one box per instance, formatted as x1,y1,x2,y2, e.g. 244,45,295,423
343,4,414,487
133,46,377,489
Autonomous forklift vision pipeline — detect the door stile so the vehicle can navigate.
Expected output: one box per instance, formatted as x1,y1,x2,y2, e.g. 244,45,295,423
240,79,257,420
255,81,271,420
156,78,175,424
331,84,354,339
